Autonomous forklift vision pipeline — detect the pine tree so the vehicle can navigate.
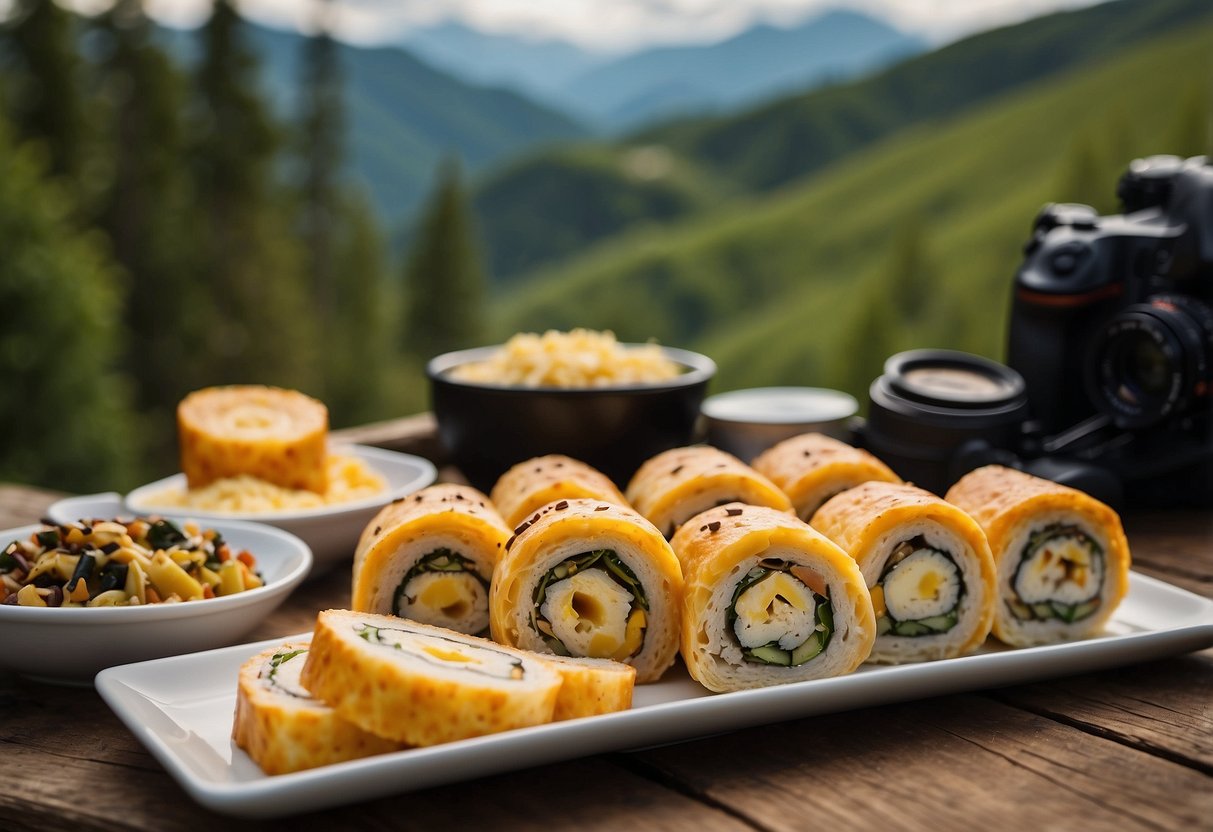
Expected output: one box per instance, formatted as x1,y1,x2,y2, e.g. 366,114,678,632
0,0,88,183
190,0,316,391
297,2,344,323
1165,83,1211,159
402,161,488,359
882,217,933,322
0,117,140,491
93,0,202,451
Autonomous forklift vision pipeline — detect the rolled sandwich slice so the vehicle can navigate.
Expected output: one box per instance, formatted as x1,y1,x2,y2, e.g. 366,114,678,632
178,385,329,493
946,465,1130,647
233,642,403,775
752,433,901,521
491,454,629,529
301,610,562,746
672,504,875,692
352,484,509,635
491,499,683,683
540,655,636,720
626,446,792,539
811,482,996,663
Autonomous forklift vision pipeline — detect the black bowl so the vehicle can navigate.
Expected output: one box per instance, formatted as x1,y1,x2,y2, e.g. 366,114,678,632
427,345,716,491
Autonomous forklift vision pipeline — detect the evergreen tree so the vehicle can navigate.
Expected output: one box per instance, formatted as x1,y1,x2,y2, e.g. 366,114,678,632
0,118,140,491
1165,83,1211,159
327,192,395,426
402,161,488,358
190,0,316,391
882,217,933,322
297,1,344,324
93,0,202,448
1055,133,1115,213
0,0,88,183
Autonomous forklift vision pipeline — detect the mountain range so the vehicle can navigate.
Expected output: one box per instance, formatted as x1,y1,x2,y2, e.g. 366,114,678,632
402,10,924,131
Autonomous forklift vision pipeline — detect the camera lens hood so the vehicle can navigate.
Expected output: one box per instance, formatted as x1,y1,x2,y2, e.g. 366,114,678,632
864,350,1029,492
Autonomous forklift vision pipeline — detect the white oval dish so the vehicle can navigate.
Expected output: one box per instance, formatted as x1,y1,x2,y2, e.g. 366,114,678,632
49,445,437,575
0,519,311,685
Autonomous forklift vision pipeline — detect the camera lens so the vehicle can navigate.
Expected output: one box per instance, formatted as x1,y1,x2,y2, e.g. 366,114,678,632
864,350,1029,493
1089,296,1213,429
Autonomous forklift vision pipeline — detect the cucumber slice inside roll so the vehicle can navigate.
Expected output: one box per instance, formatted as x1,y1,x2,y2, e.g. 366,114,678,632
727,563,834,666
1008,525,1104,622
873,538,965,638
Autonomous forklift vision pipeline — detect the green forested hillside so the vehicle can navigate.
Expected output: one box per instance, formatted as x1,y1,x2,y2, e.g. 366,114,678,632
493,19,1213,405
473,0,1211,280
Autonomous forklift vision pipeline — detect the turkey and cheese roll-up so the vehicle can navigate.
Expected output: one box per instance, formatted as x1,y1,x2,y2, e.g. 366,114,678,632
946,465,1130,647
626,446,792,539
301,610,562,746
233,642,403,775
491,499,683,683
352,485,509,635
491,454,628,529
752,433,901,521
178,385,329,492
540,654,636,720
811,482,996,663
671,504,875,692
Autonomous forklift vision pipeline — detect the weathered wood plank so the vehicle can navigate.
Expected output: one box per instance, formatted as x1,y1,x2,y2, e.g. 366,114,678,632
332,412,446,464
630,693,1213,832
0,741,754,832
0,484,62,529
990,652,1213,773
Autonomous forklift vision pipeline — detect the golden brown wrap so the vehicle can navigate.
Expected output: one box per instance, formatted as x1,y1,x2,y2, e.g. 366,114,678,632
352,484,508,635
233,642,403,774
752,433,901,521
491,499,683,683
491,455,628,529
540,654,636,720
672,503,875,692
946,465,1131,647
811,482,996,663
626,446,792,538
178,386,328,493
301,610,562,746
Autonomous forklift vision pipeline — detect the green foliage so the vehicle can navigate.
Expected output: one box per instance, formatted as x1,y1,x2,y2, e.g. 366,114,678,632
0,0,89,183
189,0,317,392
500,20,1213,408
1166,82,1212,158
92,0,201,467
0,120,139,491
402,162,488,358
473,144,724,281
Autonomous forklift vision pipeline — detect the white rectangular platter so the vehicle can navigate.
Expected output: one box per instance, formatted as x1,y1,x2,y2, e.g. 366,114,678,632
96,572,1213,819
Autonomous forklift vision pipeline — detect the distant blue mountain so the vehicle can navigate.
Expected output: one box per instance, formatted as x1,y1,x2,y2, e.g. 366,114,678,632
156,22,588,222
562,9,924,129
399,21,603,106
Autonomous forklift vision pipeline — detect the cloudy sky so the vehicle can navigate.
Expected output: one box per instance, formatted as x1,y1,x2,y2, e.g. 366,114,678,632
122,0,1104,52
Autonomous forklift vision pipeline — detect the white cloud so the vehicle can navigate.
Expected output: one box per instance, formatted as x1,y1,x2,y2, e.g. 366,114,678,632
100,0,1107,52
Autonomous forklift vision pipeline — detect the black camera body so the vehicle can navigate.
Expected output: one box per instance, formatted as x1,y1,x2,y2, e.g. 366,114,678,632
1007,155,1213,506
860,157,1213,509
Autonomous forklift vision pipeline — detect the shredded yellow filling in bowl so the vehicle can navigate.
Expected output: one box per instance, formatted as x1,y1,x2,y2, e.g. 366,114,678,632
140,455,387,514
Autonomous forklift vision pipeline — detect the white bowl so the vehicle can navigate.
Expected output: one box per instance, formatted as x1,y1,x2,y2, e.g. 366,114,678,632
701,387,859,462
0,519,311,685
49,445,437,575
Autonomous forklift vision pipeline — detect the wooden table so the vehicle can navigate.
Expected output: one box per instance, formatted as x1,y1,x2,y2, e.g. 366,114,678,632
2,416,1211,831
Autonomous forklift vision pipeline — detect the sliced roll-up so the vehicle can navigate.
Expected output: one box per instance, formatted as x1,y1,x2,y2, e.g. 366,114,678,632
491,455,628,529
491,499,683,683
671,503,875,692
233,642,403,775
945,465,1130,647
178,386,329,493
811,482,996,663
540,654,636,720
752,433,901,521
352,484,508,635
626,446,792,539
301,610,562,746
